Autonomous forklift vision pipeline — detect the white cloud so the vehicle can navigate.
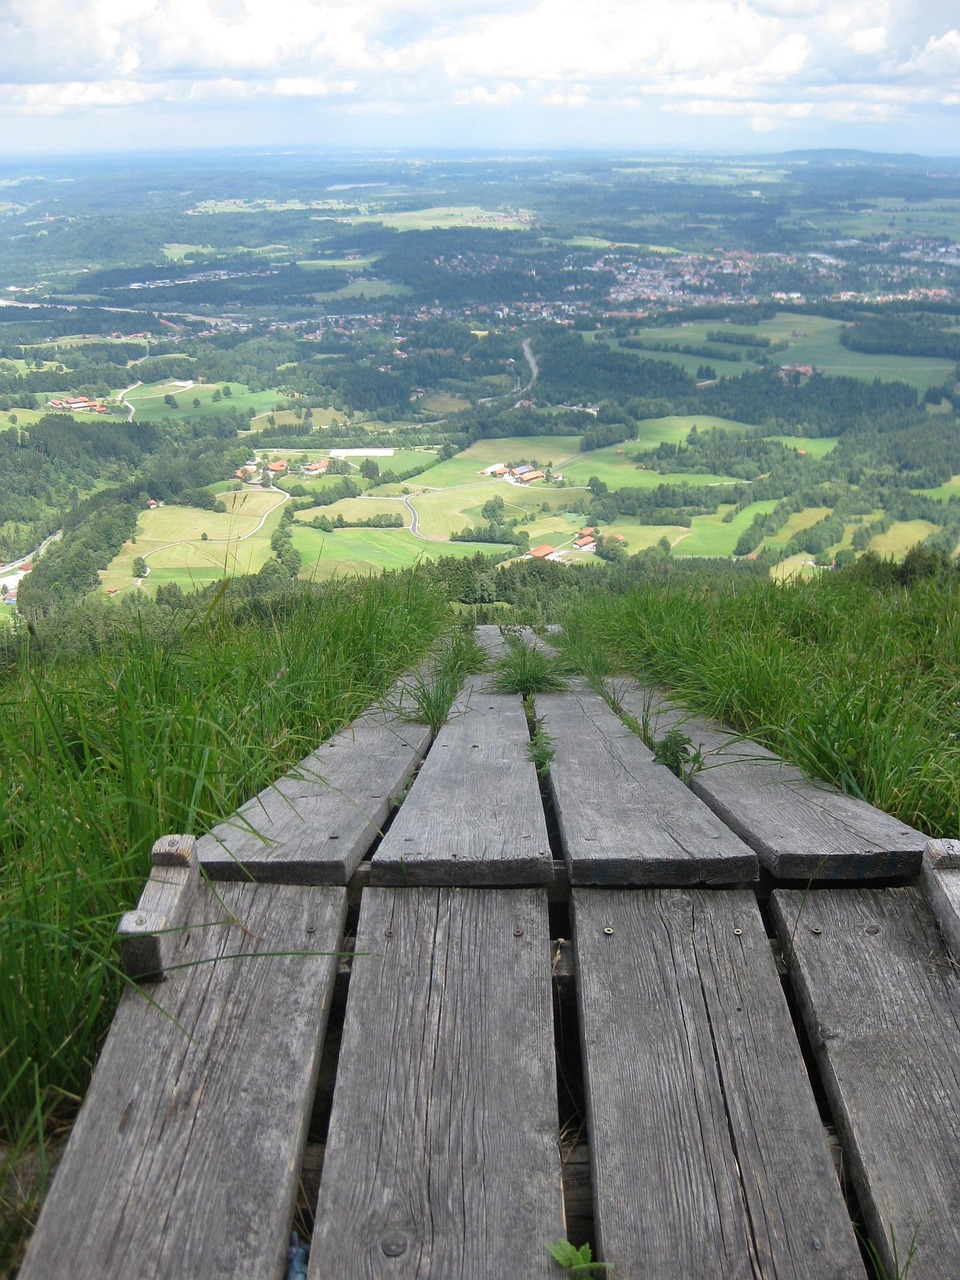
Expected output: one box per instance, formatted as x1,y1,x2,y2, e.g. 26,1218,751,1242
0,0,956,149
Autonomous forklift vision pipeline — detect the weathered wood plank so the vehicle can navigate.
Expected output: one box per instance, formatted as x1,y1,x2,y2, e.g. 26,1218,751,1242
199,715,430,883
370,692,554,885
919,839,960,961
20,882,347,1280
573,888,864,1279
539,691,757,885
621,687,923,879
310,886,562,1278
117,834,201,980
771,886,960,1280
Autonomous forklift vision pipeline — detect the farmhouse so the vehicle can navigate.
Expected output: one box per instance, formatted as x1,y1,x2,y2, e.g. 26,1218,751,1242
528,545,555,559
511,464,535,477
517,470,545,484
575,535,596,550
266,460,288,474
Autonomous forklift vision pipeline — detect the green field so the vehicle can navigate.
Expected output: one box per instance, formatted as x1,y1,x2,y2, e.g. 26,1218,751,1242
625,312,956,393
348,205,533,232
101,489,287,596
764,435,838,458
121,379,277,422
671,500,780,557
919,475,960,502
290,524,498,578
869,520,941,557
559,442,738,491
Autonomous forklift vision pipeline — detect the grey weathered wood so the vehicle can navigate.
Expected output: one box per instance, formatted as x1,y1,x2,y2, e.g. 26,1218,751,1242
199,714,430,883
573,888,864,1279
920,840,960,961
539,690,757,884
20,881,347,1280
310,886,562,1278
771,886,960,1280
371,692,554,885
117,834,200,980
621,687,924,879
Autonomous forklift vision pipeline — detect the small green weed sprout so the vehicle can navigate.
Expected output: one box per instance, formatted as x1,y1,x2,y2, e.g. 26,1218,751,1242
527,715,555,778
859,1223,920,1280
651,728,705,783
547,1238,610,1276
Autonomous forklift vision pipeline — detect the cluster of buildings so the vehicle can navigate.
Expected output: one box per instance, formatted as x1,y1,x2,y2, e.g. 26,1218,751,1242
47,395,108,414
481,462,545,484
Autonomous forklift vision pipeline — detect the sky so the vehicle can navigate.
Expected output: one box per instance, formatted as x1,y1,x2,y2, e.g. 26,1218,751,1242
0,0,957,156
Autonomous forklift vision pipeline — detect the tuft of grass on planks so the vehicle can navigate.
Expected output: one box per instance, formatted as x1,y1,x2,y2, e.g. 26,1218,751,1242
392,626,487,732
491,633,572,696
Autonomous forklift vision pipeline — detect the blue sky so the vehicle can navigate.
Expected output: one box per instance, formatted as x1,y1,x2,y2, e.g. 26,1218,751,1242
0,0,957,155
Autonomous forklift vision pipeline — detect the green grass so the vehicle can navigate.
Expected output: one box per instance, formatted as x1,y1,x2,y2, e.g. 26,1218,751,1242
624,313,956,393
557,568,960,837
290,524,495,577
0,572,451,1271
121,380,277,423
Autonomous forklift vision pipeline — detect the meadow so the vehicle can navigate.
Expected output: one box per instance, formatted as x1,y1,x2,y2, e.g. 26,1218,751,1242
558,562,960,839
101,489,288,597
621,312,957,394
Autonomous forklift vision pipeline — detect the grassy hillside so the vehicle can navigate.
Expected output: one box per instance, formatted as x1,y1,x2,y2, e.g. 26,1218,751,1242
0,570,451,1267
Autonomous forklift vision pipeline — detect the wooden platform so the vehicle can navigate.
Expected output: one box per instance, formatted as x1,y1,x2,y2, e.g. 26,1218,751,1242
20,651,960,1280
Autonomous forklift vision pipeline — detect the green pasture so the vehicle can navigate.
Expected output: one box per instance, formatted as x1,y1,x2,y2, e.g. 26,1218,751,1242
670,500,780,557
100,490,287,594
630,313,955,393
560,446,738,491
298,254,381,270
765,435,839,458
295,496,408,524
348,205,532,232
411,436,582,488
811,199,960,243
121,379,276,422
919,475,960,502
869,520,940,557
419,392,472,414
637,414,756,445
290,524,496,579
762,506,832,551
162,243,214,260
312,280,411,301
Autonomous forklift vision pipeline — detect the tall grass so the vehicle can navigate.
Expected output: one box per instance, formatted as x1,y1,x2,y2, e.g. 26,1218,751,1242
558,570,960,837
0,572,449,1176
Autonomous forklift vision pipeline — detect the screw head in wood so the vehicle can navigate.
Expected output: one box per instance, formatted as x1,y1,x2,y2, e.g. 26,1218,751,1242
865,924,880,935
811,925,822,935
733,928,742,936
380,1231,408,1257
603,927,614,936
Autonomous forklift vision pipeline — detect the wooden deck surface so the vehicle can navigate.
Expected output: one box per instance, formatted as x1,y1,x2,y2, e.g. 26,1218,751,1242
20,648,960,1280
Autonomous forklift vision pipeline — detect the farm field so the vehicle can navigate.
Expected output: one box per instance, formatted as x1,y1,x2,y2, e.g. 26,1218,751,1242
347,205,532,232
408,436,583,488
559,445,739,490
120,379,277,422
762,506,832,551
289,524,496,578
672,500,781,557
869,520,941,557
919,475,960,502
765,435,839,457
100,489,287,597
627,312,956,393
